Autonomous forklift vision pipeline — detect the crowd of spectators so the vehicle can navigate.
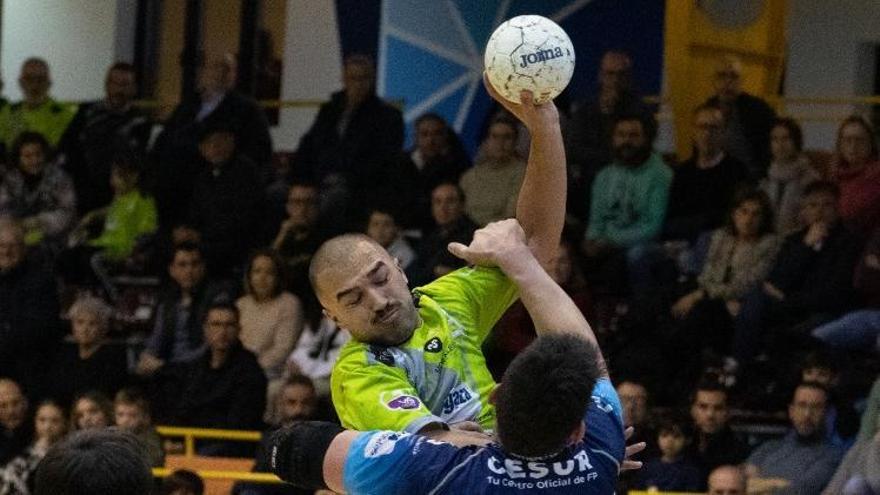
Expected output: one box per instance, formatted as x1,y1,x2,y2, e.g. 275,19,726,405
0,48,879,494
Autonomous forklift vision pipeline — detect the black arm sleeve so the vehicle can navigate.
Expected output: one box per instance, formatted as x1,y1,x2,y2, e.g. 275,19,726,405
269,421,345,489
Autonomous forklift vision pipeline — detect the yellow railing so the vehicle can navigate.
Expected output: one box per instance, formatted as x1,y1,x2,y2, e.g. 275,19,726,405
155,425,262,457
151,467,282,484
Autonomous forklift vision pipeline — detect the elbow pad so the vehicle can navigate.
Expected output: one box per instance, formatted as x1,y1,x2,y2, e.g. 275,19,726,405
270,421,345,489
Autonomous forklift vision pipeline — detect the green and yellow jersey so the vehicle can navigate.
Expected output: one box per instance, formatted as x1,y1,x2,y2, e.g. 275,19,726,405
331,266,518,433
0,98,77,148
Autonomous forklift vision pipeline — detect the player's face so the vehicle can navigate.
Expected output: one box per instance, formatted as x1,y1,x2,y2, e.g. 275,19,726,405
279,384,317,424
800,192,839,226
732,200,763,239
838,122,873,167
789,386,826,437
72,312,106,347
416,119,448,159
771,125,797,162
35,404,66,443
691,390,728,434
319,244,419,346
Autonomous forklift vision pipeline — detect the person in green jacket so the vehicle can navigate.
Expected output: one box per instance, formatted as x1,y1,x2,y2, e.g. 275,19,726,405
64,153,157,299
582,113,672,296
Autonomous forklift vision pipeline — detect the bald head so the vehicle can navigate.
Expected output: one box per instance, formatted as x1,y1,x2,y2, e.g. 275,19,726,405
310,234,419,345
0,379,28,430
708,465,746,495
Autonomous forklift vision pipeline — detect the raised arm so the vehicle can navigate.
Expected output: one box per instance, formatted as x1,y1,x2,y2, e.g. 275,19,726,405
484,75,565,266
449,220,604,371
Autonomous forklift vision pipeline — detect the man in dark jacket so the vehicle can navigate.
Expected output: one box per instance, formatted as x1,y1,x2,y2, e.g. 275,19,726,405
293,54,403,226
189,124,265,277
688,381,750,473
165,302,266,455
0,220,59,393
704,56,776,180
59,62,152,214
733,181,862,367
152,55,272,228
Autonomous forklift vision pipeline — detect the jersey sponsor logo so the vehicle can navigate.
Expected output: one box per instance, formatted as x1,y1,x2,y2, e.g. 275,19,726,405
441,384,474,415
486,450,594,480
591,396,614,414
384,394,422,410
424,337,443,353
363,431,410,458
369,345,395,366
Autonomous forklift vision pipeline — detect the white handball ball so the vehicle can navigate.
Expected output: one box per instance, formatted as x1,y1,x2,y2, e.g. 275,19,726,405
484,15,575,104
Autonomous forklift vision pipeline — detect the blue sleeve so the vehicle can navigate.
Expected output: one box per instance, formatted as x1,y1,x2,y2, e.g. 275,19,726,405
343,431,467,495
591,378,623,424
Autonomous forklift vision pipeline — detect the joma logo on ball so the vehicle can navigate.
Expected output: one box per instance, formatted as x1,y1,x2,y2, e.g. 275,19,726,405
519,47,565,68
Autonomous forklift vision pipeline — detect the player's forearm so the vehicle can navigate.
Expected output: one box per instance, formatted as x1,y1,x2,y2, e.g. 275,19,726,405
516,124,566,266
499,252,597,349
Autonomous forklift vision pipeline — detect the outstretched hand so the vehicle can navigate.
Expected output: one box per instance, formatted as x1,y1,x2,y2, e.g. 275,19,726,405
448,219,530,269
621,426,646,472
483,72,559,134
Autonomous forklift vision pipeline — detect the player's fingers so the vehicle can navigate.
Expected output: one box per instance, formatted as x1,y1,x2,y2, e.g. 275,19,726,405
621,459,643,471
624,426,634,440
625,441,646,457
447,242,471,260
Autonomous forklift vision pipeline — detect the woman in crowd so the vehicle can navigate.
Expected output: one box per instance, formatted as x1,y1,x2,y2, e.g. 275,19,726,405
70,391,114,432
760,117,819,235
236,249,303,414
831,115,880,235
47,295,128,406
0,131,76,249
666,188,779,375
0,400,67,495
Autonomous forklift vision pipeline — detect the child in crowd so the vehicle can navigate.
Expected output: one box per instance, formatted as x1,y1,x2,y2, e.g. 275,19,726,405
70,391,113,432
0,400,67,495
114,388,164,467
636,413,705,492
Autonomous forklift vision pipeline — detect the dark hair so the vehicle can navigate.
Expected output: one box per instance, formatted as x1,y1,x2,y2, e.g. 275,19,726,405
108,61,136,74
284,374,316,393
365,207,399,231
10,131,51,167
772,117,804,152
161,469,205,495
71,391,114,431
114,388,151,415
612,112,658,144
495,334,603,458
34,430,152,495
415,112,448,130
244,248,286,298
801,349,839,374
803,180,841,200
170,241,203,263
836,115,879,162
689,376,728,407
656,411,693,439
724,187,775,237
204,299,239,322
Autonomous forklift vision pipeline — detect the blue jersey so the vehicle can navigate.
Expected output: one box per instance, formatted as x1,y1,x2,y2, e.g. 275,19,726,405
342,379,625,494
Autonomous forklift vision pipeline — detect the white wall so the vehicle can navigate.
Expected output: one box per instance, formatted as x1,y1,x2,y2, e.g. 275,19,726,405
272,0,343,151
785,0,880,150
1,0,118,102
